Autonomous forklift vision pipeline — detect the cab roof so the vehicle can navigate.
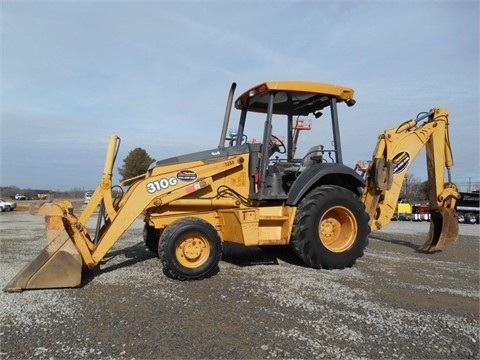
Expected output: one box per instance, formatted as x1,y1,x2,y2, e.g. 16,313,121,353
234,81,355,115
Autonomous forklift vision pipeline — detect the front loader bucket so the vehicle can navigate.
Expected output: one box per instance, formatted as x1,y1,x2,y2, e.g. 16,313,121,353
420,207,459,252
3,214,82,292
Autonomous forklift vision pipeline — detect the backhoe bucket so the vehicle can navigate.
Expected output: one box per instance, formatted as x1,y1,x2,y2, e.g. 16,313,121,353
3,214,82,292
420,207,459,252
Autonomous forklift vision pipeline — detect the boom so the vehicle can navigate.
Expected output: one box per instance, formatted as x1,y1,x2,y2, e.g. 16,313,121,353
362,108,460,251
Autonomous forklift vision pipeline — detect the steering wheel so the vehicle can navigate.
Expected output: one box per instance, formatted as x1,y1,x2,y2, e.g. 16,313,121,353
269,135,286,155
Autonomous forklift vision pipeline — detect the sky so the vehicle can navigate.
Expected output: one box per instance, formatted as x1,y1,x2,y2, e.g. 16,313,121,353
1,0,479,192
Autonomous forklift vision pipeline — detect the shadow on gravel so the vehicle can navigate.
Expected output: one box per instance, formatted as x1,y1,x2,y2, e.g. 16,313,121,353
82,241,156,285
222,243,305,267
82,242,307,285
369,233,422,251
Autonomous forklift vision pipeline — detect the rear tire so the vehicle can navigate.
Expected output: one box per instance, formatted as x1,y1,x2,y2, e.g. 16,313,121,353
291,185,370,269
457,212,465,224
159,217,222,280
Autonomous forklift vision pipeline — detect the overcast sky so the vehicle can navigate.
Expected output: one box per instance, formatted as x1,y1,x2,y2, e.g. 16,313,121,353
1,0,479,192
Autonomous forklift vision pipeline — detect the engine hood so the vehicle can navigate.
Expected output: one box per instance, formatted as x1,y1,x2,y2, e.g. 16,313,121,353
148,143,253,171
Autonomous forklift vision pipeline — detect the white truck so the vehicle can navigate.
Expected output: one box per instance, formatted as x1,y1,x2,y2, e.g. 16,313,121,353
0,199,17,212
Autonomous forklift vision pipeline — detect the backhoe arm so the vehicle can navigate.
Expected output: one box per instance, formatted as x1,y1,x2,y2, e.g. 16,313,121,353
362,108,459,251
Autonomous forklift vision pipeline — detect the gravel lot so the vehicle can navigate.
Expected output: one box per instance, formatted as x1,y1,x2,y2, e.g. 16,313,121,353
1,209,479,359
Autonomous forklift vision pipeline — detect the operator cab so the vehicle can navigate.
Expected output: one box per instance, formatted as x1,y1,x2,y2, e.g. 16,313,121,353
219,81,356,200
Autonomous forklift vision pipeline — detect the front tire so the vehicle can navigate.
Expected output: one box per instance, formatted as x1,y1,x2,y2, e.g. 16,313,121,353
291,185,370,269
143,224,161,255
159,217,222,280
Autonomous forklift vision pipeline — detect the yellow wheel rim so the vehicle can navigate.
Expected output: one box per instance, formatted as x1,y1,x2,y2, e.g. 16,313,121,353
175,233,210,268
319,206,357,253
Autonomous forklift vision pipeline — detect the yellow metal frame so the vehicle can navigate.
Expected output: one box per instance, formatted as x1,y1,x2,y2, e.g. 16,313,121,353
5,82,462,292
42,133,300,270
235,81,354,111
362,108,459,231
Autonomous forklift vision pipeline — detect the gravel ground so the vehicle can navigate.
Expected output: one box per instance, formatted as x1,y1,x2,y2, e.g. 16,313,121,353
0,210,478,359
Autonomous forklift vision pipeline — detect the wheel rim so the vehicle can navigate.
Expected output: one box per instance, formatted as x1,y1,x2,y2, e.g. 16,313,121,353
175,232,210,268
319,206,357,253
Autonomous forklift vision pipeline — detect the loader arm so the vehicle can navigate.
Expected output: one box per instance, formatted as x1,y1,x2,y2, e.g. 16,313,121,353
54,152,244,268
361,108,460,251
4,135,245,291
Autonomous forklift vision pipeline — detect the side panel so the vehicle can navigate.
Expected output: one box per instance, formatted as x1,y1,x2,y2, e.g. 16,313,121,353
218,206,296,246
218,209,259,246
286,163,365,205
257,206,296,245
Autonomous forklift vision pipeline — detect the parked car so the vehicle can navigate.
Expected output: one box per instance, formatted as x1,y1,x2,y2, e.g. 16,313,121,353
84,192,93,204
15,194,27,200
0,199,17,212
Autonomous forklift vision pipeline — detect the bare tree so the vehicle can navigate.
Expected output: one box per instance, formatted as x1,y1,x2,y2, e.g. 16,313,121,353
401,174,425,202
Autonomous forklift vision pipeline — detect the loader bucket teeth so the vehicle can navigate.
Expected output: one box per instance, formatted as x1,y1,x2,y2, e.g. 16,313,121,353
3,217,82,292
420,207,459,252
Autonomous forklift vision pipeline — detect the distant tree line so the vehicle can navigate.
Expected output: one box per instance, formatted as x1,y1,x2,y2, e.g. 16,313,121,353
0,186,86,200
0,147,155,199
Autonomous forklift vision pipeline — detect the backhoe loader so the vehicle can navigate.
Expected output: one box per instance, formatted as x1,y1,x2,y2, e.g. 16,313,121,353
4,81,460,292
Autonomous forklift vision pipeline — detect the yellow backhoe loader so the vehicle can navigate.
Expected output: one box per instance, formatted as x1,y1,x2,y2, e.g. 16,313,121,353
4,81,460,292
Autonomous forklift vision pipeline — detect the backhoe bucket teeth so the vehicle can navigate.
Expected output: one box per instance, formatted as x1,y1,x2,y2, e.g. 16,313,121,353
3,215,82,292
420,207,459,252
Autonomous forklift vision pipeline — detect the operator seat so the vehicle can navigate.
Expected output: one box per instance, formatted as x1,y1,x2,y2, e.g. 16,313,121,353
280,145,324,193
300,145,324,169
285,145,325,174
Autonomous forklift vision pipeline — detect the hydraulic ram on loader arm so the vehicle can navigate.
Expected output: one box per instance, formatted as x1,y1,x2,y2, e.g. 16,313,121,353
361,108,460,251
4,135,244,292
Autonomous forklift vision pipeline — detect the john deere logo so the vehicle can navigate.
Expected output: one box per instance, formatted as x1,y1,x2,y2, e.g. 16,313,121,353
177,170,198,182
392,151,410,174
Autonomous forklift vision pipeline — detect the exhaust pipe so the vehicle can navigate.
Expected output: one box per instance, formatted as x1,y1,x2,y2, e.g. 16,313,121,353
218,82,237,148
